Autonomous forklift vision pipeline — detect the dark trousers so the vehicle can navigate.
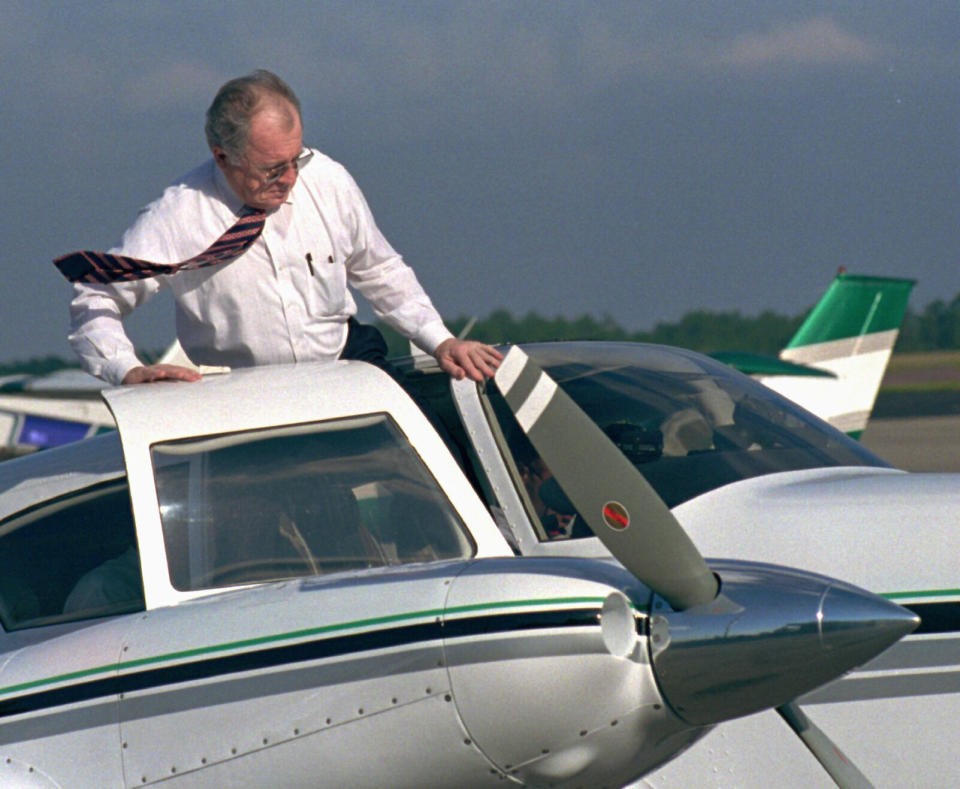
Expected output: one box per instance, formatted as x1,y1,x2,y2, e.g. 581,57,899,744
340,317,396,374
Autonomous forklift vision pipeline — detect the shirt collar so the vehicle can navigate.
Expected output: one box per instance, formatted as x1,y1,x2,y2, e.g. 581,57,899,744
211,160,246,215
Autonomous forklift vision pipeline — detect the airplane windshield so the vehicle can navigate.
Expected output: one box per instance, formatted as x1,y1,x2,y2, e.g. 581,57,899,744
152,414,475,590
485,343,888,539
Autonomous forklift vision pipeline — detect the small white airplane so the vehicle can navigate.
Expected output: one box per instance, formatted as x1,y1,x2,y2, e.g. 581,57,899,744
0,348,917,787
0,370,113,459
712,270,915,438
0,344,223,459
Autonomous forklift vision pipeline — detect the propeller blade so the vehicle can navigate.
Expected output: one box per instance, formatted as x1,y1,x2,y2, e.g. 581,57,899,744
777,702,875,789
493,346,718,610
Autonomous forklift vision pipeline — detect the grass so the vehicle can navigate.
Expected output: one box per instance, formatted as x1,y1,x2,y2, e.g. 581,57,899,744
882,350,960,392
887,349,960,371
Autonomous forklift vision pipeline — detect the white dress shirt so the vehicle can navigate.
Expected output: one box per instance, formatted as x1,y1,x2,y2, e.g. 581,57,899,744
68,150,453,384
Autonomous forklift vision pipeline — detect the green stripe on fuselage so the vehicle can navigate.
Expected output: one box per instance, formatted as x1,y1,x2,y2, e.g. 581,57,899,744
0,596,610,700
883,589,960,601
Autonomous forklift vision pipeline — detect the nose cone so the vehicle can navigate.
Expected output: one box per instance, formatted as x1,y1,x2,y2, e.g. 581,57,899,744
818,580,919,668
649,560,919,726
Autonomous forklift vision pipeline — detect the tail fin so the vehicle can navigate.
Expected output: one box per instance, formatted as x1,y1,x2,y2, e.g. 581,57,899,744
761,272,915,438
783,272,915,352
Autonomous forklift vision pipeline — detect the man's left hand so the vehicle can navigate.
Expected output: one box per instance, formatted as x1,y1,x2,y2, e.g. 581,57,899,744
434,339,503,382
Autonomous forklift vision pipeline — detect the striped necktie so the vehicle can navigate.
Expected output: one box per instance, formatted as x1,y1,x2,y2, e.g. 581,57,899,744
53,205,267,284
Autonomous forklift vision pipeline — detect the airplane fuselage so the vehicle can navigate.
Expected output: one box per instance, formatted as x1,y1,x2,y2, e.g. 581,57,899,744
0,345,933,787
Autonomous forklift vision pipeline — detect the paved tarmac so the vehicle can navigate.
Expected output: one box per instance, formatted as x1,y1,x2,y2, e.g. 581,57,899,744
861,414,960,472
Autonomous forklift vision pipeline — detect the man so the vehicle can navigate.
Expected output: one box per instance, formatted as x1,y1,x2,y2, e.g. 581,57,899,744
63,70,501,385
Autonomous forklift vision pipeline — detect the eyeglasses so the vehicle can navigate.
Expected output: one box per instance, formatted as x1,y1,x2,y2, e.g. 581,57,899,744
243,149,314,186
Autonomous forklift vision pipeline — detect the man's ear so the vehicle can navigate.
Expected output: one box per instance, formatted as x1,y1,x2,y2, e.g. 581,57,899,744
211,146,229,168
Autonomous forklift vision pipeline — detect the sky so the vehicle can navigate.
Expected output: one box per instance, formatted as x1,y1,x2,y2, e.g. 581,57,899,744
2,1,958,363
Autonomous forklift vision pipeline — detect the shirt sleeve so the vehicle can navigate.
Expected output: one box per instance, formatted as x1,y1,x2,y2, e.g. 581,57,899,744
336,169,454,355
67,203,176,384
68,278,161,385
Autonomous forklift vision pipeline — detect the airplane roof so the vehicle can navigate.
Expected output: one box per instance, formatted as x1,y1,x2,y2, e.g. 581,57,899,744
0,360,409,522
102,360,408,439
393,340,741,379
0,431,125,520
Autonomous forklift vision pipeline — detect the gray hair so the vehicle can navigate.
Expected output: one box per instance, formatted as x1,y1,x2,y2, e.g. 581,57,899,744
205,70,302,159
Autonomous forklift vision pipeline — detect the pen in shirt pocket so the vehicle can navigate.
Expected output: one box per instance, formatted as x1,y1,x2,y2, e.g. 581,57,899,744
306,252,315,276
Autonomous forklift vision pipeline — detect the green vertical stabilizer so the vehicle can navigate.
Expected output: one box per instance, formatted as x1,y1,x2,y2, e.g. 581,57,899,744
785,274,915,350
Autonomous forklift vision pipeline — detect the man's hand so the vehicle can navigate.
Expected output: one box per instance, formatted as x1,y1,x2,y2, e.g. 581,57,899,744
434,339,503,382
122,364,202,385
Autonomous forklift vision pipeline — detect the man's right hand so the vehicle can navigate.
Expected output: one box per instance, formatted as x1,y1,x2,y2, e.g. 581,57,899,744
122,364,202,384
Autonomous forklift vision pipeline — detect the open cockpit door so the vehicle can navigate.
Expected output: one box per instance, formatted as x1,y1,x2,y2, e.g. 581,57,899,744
102,362,510,609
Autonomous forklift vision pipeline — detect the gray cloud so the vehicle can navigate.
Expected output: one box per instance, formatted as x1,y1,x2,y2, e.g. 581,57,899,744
711,17,883,68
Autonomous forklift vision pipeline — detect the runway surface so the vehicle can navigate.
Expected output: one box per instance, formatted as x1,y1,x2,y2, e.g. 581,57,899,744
862,415,960,473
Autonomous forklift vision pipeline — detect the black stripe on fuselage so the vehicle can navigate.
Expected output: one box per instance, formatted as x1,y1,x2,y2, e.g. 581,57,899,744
0,607,602,719
903,602,960,635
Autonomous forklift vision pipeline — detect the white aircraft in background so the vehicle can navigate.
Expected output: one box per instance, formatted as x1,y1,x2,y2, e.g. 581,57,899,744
0,350,917,787
0,370,112,459
712,270,915,439
0,345,224,459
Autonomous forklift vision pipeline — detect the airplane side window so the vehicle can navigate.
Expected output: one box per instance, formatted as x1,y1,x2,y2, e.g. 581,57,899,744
152,414,475,592
0,482,144,630
482,391,590,543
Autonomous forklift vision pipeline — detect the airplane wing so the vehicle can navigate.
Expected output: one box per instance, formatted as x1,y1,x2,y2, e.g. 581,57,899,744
709,350,836,378
0,370,114,454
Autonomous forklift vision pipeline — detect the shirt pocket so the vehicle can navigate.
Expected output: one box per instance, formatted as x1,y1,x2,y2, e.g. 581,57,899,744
306,250,348,316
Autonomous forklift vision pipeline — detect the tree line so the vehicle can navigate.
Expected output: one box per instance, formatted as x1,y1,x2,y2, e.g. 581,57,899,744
380,292,960,358
4,293,959,376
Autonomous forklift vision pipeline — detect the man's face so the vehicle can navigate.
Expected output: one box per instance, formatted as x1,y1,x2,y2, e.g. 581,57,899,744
213,101,304,210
